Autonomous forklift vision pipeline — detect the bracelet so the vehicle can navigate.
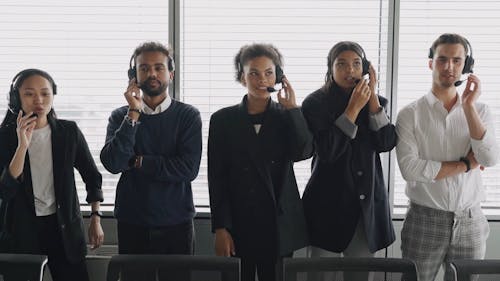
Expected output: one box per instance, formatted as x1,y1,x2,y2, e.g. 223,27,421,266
128,155,143,169
134,155,143,169
90,210,103,218
124,115,140,127
459,157,471,173
128,108,142,114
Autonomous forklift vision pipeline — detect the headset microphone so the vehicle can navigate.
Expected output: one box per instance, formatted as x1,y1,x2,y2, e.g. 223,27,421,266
454,79,466,87
454,71,472,87
267,87,277,93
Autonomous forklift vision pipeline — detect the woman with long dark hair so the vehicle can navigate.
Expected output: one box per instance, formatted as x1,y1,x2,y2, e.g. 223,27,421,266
302,42,397,281
0,69,104,281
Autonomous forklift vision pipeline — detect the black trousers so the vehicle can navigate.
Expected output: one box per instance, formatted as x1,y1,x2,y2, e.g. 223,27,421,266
3,214,90,281
117,220,195,281
239,253,292,281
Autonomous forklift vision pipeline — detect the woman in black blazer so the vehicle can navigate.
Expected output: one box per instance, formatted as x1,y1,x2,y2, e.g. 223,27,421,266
301,42,397,281
0,69,104,281
208,43,313,281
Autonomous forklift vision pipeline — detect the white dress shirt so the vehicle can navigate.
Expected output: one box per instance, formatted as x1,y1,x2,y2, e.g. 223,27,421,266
142,94,171,115
396,90,499,212
28,125,57,216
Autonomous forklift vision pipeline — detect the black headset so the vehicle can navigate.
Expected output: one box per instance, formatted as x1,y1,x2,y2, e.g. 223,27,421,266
128,52,175,81
428,38,474,74
352,42,370,75
275,64,284,84
237,62,284,84
8,69,57,114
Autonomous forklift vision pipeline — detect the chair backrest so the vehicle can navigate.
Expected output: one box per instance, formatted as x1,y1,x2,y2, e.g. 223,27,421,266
282,257,418,281
106,254,240,281
86,255,112,281
0,254,48,281
451,259,500,281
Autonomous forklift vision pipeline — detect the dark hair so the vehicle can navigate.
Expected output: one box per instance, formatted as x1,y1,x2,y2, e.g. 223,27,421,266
429,33,469,59
234,43,283,82
132,41,174,71
1,69,57,128
322,41,366,93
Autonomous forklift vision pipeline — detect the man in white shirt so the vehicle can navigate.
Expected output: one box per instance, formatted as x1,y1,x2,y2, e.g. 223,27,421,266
396,33,499,281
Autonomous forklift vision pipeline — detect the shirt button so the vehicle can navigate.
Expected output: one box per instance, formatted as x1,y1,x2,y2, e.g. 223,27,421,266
57,205,61,209
61,224,66,229
359,194,366,200
357,171,363,176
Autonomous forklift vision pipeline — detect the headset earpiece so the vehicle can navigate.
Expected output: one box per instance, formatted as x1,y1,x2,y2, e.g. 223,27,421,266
127,66,137,81
236,61,244,82
167,55,175,72
463,54,474,74
128,54,137,81
127,67,137,81
8,84,19,114
362,58,370,75
275,65,284,84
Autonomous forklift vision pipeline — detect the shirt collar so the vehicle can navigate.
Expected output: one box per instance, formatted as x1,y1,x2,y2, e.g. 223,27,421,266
142,95,172,115
425,90,462,110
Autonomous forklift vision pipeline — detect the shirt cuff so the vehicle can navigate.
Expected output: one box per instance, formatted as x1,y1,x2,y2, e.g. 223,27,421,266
426,160,442,183
335,114,358,139
85,188,104,203
368,108,390,131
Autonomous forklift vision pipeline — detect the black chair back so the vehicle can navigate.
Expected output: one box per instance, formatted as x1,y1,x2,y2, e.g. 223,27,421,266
0,254,48,281
106,254,240,281
451,259,500,281
282,257,418,281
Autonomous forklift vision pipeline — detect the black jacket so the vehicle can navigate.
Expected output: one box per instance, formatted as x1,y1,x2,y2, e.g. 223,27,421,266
0,119,103,263
301,86,396,253
208,96,313,258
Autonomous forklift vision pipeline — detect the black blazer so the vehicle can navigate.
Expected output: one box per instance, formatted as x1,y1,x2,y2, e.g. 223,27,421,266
0,119,103,263
208,96,313,258
301,87,396,253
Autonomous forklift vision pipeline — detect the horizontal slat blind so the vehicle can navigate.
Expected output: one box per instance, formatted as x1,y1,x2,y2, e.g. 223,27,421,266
181,0,389,206
0,0,169,208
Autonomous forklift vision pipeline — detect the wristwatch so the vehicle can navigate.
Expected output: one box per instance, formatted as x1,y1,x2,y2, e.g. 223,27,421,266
90,210,103,218
128,107,142,114
459,157,471,173
128,155,143,169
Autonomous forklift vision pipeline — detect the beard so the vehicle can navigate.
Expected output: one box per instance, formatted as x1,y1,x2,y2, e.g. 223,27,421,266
440,81,454,88
140,78,168,97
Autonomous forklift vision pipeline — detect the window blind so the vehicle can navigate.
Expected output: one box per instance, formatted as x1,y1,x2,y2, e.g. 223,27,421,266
180,0,389,206
0,0,169,209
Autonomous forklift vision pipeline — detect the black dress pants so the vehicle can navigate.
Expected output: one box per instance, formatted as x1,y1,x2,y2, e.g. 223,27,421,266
3,214,89,281
239,253,292,281
117,220,195,281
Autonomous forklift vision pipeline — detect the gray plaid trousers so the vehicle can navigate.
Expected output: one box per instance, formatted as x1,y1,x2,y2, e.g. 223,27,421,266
401,202,489,281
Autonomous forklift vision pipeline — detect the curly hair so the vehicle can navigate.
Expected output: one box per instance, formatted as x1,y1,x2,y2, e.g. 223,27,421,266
234,43,283,82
